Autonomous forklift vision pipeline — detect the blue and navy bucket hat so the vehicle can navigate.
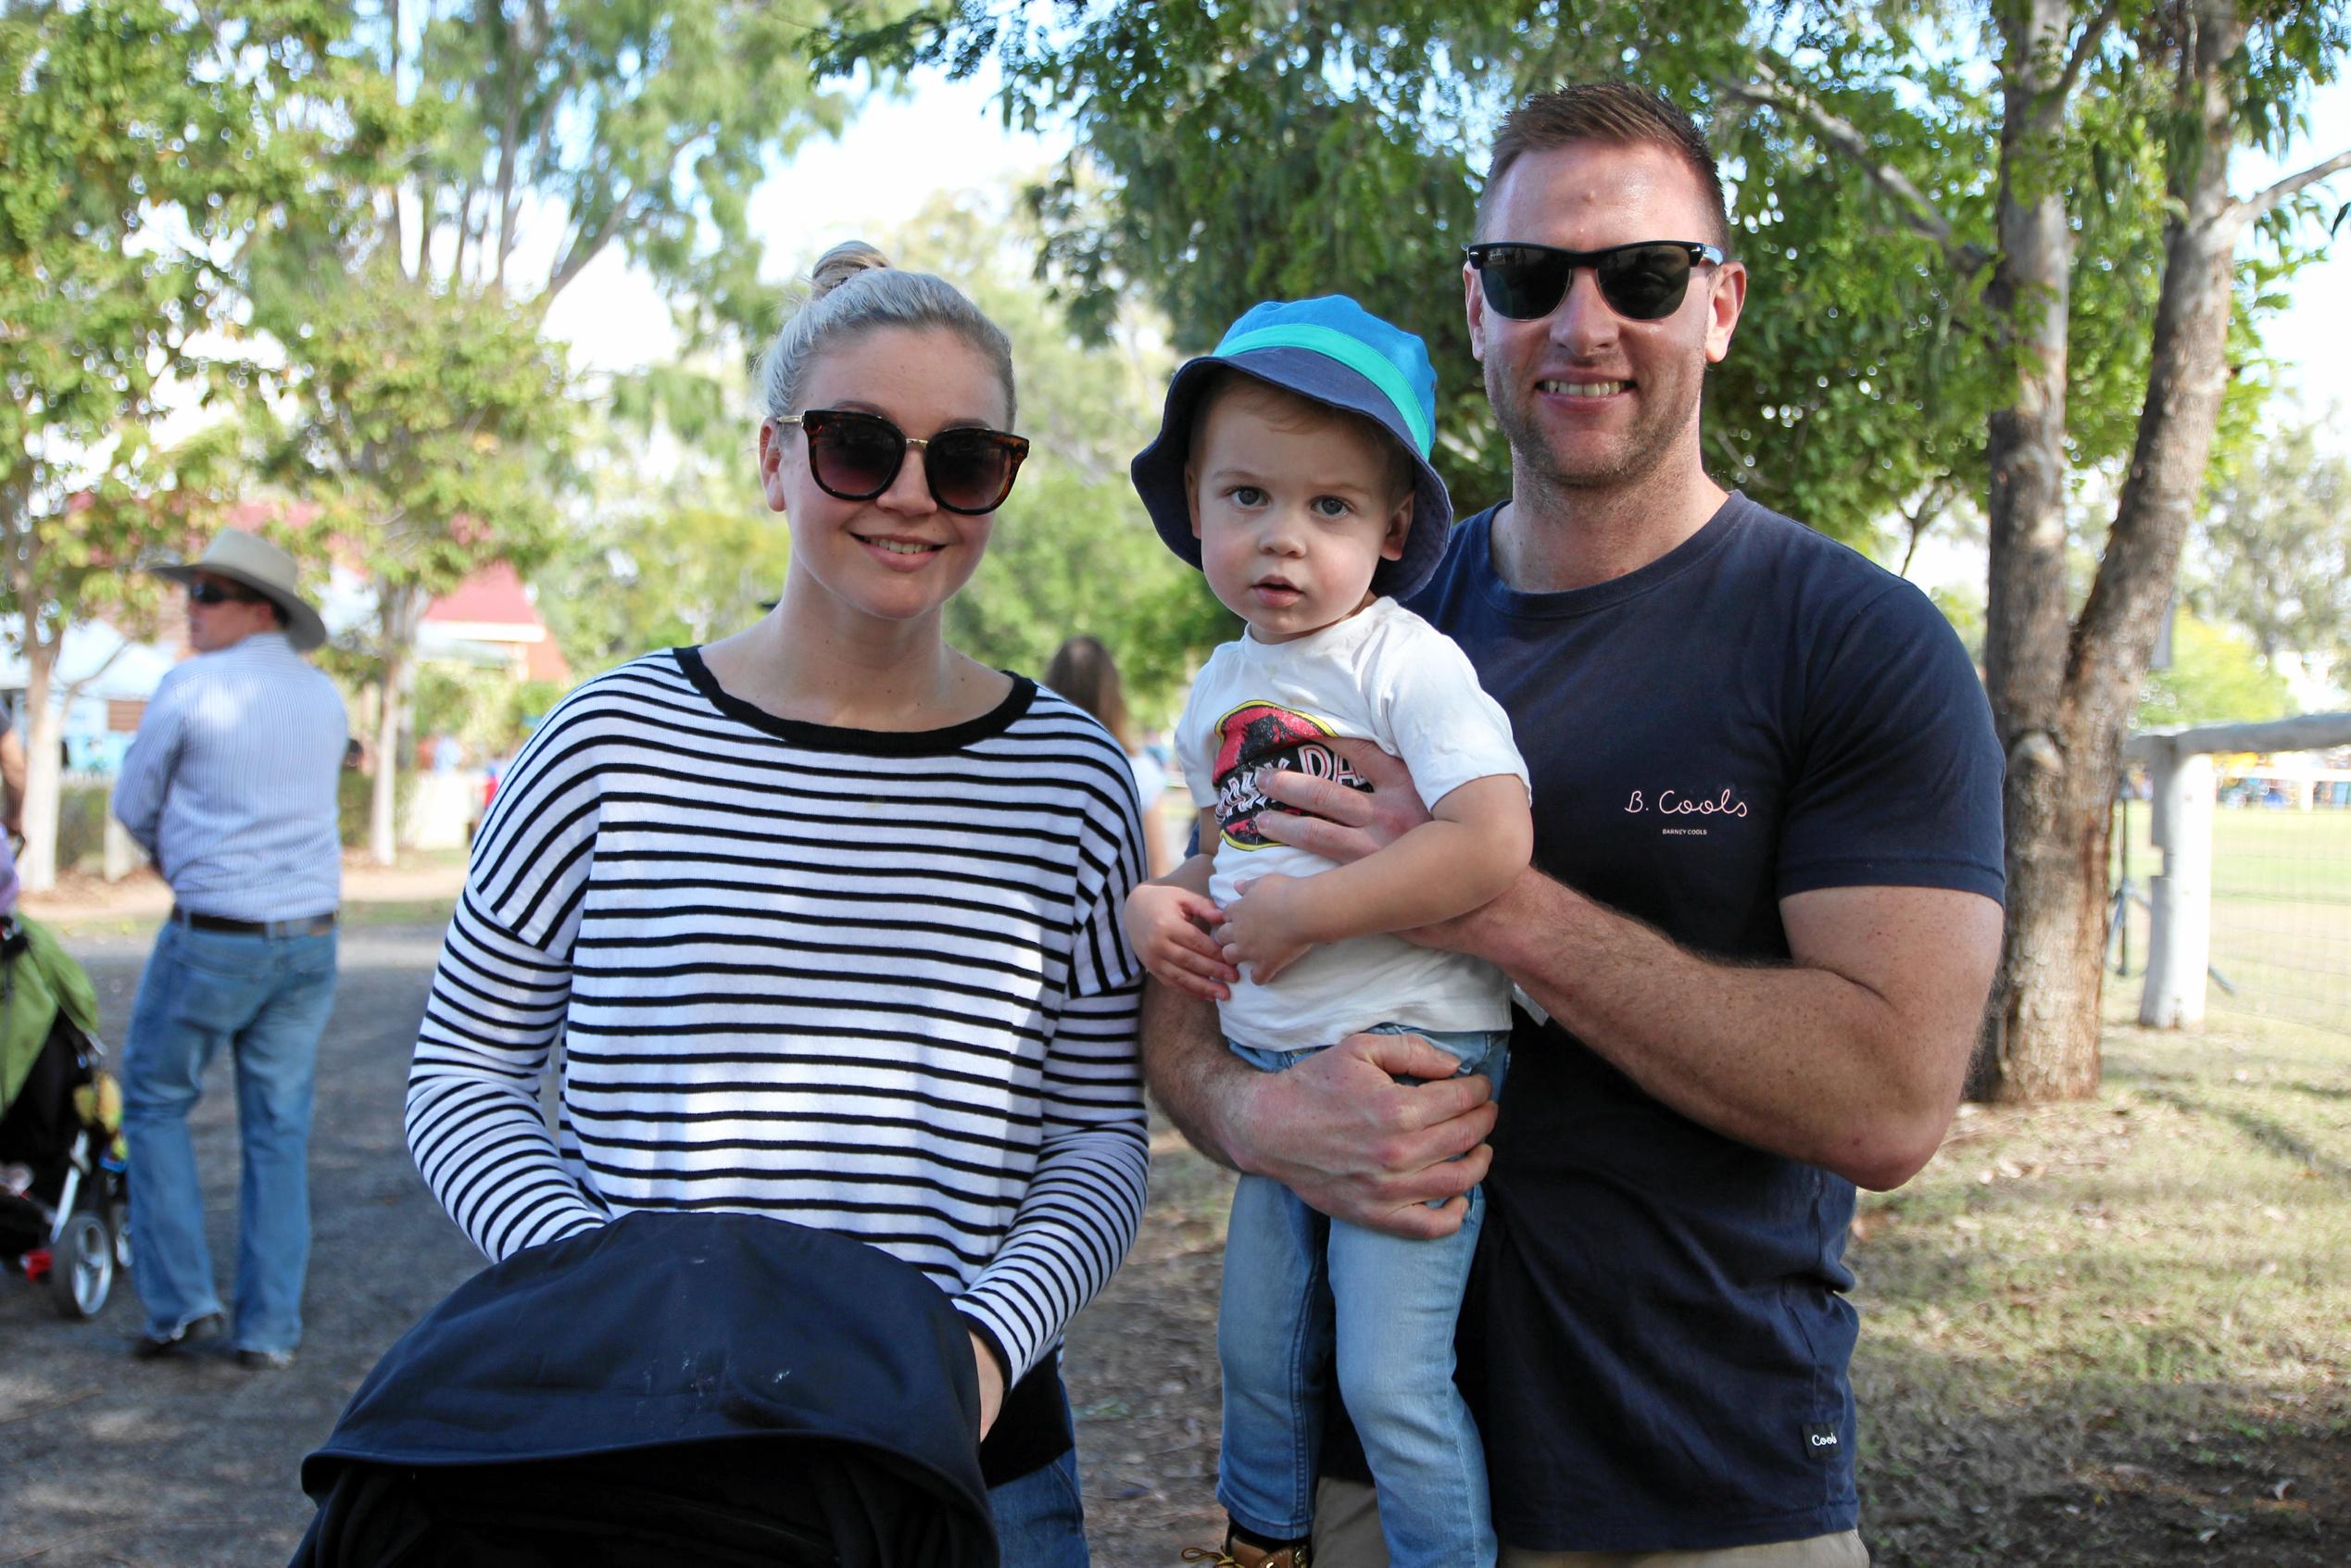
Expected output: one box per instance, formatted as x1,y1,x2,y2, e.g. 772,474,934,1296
1130,295,1453,601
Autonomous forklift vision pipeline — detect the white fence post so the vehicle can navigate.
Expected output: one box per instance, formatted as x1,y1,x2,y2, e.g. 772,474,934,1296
2139,746,2215,1028
2125,710,2351,1030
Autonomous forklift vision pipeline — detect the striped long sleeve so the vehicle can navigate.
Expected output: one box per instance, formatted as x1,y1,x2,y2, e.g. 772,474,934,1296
406,650,1150,1381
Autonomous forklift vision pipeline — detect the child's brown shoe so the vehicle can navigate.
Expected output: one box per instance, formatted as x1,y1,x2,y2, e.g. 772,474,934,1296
1180,1534,1311,1568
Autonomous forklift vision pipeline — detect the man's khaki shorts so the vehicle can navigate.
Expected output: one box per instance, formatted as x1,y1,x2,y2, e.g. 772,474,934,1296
1310,1477,1870,1567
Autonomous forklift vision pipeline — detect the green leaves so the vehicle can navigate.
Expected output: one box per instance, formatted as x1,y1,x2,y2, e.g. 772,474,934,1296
264,257,573,607
2188,408,2351,668
403,0,887,344
835,0,2342,572
1,0,360,646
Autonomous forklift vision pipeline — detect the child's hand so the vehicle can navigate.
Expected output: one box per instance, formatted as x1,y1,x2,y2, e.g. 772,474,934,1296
1125,882,1237,1000
1219,874,1316,985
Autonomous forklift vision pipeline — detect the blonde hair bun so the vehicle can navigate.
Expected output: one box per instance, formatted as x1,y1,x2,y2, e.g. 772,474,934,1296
810,241,891,302
757,243,1014,425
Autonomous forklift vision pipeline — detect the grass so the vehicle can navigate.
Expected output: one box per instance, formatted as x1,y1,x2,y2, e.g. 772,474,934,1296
1112,1001,2351,1562
2111,803,2351,1036
32,897,458,942
1853,999,2350,1563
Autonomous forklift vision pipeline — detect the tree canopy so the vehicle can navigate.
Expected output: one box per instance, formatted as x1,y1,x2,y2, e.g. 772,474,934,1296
2190,408,2351,674
0,0,371,887
832,0,2351,1101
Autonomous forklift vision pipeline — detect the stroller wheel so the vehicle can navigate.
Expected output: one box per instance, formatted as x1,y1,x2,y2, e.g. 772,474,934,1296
48,1208,114,1319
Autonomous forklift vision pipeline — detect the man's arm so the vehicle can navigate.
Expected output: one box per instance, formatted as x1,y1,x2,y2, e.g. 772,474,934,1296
1458,871,1994,1190
110,684,186,856
1218,774,1532,983
1256,746,2000,1192
1140,977,1498,1236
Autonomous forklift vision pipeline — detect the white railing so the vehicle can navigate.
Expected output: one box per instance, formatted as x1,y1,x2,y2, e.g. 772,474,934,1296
2125,712,2351,1028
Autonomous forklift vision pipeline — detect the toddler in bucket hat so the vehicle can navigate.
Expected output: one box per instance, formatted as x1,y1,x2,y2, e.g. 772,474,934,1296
1124,297,1534,1568
1130,295,1454,599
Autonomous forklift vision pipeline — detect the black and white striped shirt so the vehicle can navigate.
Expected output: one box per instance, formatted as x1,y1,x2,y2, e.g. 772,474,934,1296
406,649,1150,1383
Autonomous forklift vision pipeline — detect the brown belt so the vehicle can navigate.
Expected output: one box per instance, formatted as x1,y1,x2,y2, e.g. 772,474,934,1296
171,907,337,938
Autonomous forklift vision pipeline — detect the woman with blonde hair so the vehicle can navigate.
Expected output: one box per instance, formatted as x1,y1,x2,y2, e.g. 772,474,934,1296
406,242,1150,1566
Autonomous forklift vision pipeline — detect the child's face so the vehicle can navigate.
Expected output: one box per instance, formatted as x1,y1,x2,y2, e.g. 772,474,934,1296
1185,382,1411,644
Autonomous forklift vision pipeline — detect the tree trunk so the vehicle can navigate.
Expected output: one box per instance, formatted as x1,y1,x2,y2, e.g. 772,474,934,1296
371,638,403,867
1975,0,2257,1102
18,630,63,894
370,583,421,866
2069,5,2248,745
1985,721,2118,1100
1974,0,2084,1101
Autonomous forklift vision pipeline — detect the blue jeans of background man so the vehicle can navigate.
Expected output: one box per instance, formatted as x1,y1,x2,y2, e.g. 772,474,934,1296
991,1440,1090,1568
121,919,337,1354
1217,1024,1510,1568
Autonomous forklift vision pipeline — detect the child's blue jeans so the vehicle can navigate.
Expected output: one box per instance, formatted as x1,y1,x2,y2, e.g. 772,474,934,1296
1215,1023,1509,1568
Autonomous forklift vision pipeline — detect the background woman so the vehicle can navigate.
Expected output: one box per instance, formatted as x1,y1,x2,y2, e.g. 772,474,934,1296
404,242,1150,1567
1043,633,1176,876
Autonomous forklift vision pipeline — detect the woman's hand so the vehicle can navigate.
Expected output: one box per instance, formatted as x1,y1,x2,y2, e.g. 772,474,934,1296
1218,873,1316,984
972,1331,1005,1439
1125,882,1237,1000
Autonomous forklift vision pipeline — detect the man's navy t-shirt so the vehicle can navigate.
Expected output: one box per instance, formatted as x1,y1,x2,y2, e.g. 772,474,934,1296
1402,494,2005,1552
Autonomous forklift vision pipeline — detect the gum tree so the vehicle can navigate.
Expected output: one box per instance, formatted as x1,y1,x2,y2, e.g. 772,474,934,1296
834,0,2351,1100
0,0,362,890
261,0,896,859
258,265,571,863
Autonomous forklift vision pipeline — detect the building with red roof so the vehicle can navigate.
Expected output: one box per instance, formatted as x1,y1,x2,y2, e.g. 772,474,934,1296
419,562,572,685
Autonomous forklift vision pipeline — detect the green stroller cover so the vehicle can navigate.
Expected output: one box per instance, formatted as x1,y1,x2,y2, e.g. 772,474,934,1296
2,917,101,1110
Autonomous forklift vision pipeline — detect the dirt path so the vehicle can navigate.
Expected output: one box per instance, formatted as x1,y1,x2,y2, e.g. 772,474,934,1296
0,915,1234,1566
1,922,484,1567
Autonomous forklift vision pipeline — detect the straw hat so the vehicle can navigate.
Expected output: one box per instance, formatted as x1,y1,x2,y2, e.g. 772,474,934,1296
150,529,328,651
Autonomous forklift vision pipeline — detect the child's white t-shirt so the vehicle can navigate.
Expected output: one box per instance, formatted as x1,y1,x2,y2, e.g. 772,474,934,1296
1175,596,1532,1053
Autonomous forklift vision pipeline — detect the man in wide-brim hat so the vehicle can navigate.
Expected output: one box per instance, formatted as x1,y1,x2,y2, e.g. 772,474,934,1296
147,527,330,652
113,527,348,1370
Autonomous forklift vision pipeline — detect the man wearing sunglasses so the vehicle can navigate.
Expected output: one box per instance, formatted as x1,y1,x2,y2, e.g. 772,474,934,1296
113,528,348,1372
1145,85,2005,1565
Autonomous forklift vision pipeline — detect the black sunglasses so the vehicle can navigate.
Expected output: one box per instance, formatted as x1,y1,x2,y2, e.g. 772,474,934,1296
188,581,264,606
1465,241,1727,322
776,408,1030,516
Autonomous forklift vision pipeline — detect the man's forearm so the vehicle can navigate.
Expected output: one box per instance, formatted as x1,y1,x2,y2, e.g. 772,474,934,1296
1291,816,1524,947
1469,871,1982,1189
1138,979,1249,1172
0,731,25,830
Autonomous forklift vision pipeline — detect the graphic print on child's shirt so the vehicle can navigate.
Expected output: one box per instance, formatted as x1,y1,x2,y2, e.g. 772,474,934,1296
1174,597,1529,1049
1210,701,1370,849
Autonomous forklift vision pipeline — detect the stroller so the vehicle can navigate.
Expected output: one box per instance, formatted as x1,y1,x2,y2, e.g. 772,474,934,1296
293,1211,1002,1567
0,911,130,1318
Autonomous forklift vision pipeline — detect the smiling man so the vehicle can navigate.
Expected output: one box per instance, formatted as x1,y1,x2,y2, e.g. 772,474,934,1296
1144,85,2007,1564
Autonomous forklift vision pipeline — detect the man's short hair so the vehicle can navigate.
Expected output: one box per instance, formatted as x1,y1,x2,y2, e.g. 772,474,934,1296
1477,84,1732,254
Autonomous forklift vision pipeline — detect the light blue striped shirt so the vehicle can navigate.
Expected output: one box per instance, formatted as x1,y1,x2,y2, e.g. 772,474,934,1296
112,632,347,922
